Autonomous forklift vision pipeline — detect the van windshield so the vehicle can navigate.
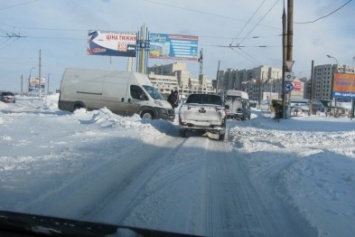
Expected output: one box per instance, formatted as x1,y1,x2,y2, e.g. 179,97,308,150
143,85,164,100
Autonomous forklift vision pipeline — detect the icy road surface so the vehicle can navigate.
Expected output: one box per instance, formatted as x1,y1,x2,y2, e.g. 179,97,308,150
2,95,355,236
4,134,316,236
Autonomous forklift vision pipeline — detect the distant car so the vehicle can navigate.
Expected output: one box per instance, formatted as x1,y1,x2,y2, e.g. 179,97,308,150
0,91,16,103
224,90,251,120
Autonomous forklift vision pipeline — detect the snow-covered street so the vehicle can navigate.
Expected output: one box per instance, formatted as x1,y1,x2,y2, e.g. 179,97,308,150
1,95,355,236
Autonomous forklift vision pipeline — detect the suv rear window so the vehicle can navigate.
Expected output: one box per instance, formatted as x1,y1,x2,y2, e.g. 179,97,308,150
186,94,222,105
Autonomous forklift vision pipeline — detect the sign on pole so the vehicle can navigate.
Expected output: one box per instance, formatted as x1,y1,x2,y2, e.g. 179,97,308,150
284,72,294,81
285,82,294,92
285,60,295,71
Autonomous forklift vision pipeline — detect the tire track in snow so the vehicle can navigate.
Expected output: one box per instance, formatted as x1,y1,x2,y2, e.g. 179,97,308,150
18,136,187,223
197,138,317,237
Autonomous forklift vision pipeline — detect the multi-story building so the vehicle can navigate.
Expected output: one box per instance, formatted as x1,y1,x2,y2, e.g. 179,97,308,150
217,65,282,101
312,64,355,101
217,66,281,89
147,73,179,96
241,78,283,102
147,62,215,96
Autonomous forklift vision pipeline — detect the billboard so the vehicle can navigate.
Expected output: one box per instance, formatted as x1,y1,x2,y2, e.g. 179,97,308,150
28,77,45,94
87,30,136,57
292,81,302,91
149,33,198,61
333,73,355,98
263,92,279,100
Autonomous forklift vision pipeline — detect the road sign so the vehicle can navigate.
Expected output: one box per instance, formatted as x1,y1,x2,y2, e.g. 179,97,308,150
285,82,294,92
284,72,294,81
285,60,295,71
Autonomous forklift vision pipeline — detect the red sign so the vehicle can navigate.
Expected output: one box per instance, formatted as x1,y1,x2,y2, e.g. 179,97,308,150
292,81,302,91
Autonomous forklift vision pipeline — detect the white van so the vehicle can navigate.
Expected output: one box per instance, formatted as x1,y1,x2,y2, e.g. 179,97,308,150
224,90,251,120
58,68,174,121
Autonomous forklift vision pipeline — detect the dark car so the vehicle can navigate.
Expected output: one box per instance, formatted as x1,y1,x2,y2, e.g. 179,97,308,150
0,91,16,103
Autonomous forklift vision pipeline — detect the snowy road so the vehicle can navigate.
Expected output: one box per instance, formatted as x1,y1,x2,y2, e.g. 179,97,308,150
2,95,355,236
10,132,315,236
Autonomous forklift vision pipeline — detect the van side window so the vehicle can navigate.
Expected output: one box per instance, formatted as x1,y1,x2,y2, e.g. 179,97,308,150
130,85,148,100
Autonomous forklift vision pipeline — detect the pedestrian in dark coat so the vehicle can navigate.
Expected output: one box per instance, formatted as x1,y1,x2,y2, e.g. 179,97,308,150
167,90,179,108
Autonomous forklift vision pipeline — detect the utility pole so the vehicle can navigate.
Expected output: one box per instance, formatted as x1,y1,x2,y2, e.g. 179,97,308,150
198,48,204,93
282,4,287,119
47,74,50,95
309,60,314,116
215,60,221,94
259,75,263,110
286,0,293,61
39,49,42,97
281,0,294,119
20,75,23,95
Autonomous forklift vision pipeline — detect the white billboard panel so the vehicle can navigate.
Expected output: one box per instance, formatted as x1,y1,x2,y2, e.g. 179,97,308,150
87,30,137,57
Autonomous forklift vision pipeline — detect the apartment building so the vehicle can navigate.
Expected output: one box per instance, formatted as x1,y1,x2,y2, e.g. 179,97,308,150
312,64,355,101
217,65,282,100
147,73,179,96
147,62,215,96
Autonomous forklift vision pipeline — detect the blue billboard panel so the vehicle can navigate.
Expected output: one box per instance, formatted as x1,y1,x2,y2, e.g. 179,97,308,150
149,33,198,61
87,30,136,57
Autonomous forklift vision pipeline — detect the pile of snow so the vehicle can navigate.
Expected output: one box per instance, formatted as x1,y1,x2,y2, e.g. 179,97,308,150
228,112,355,236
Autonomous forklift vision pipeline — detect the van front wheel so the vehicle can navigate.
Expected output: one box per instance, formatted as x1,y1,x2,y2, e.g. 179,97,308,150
141,110,154,120
72,102,85,112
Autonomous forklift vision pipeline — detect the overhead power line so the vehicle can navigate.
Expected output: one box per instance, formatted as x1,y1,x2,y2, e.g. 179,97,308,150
210,44,279,48
0,0,40,11
5,32,26,38
295,0,352,24
237,0,281,46
140,0,279,30
231,47,263,66
231,0,266,46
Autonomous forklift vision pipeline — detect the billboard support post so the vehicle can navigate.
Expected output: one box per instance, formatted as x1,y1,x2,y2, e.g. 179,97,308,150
136,24,149,74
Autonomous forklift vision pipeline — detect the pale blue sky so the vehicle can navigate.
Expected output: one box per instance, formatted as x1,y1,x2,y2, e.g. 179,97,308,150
0,0,354,92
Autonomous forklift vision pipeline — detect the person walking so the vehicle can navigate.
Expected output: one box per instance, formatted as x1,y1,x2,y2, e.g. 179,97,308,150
167,90,179,108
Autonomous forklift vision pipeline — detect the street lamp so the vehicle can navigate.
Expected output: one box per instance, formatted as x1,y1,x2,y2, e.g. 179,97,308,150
327,54,338,65
326,54,338,116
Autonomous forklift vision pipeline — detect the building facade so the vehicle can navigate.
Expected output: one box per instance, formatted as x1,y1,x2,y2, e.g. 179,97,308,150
217,65,283,101
312,64,355,101
147,62,215,97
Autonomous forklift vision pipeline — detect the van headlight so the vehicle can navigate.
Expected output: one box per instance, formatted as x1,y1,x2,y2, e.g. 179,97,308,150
158,108,167,115
154,100,163,107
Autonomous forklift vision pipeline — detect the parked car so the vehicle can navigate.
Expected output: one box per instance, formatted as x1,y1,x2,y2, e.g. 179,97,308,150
0,91,16,103
224,90,251,120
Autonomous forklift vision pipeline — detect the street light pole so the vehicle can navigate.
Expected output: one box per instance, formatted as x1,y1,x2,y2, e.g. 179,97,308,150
326,54,338,117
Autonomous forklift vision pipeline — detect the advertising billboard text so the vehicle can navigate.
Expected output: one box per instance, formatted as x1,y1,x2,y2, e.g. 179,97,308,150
333,73,355,98
87,31,136,57
149,33,198,61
